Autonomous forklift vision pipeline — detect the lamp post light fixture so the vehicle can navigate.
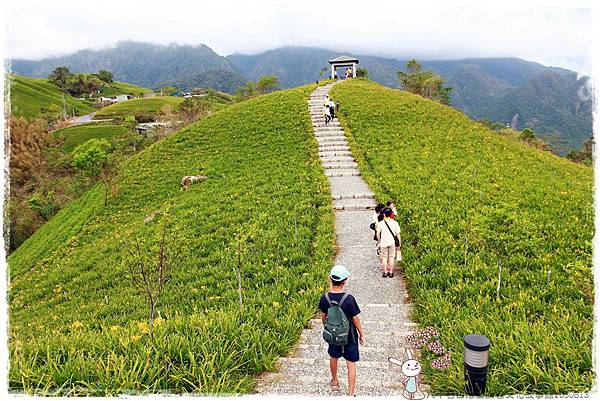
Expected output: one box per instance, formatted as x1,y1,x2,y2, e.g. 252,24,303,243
464,334,490,396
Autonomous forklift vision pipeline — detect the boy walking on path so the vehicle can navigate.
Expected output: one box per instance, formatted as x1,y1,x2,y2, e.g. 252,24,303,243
319,265,365,396
376,208,401,278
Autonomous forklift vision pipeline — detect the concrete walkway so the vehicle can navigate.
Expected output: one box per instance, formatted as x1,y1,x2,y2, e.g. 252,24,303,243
256,83,417,396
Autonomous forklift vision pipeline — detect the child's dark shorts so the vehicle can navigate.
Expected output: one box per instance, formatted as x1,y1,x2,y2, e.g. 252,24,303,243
328,342,359,362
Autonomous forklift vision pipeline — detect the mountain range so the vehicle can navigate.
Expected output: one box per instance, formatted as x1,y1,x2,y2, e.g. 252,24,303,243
9,41,592,154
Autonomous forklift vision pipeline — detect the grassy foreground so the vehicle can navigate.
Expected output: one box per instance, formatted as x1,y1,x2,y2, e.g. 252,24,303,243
9,85,335,395
9,75,94,120
331,79,593,395
52,124,129,152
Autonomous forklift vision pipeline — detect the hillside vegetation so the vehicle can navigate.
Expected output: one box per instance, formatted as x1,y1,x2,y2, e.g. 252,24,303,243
9,75,94,120
94,81,153,98
94,97,184,120
330,79,593,395
8,85,334,395
52,124,129,152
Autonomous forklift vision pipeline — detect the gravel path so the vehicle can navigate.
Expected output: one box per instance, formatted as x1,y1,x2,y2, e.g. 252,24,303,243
256,83,418,396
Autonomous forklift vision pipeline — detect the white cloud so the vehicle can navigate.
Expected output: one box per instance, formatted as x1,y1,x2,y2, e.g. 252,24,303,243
3,0,594,74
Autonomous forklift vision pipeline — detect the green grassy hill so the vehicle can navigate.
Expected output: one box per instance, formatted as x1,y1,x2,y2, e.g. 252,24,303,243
9,75,95,120
52,124,129,152
94,81,153,98
330,79,593,394
94,96,184,120
8,85,334,395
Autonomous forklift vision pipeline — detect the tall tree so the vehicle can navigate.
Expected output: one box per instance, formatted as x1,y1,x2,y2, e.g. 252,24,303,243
48,66,72,89
256,76,280,94
397,59,452,105
97,69,114,83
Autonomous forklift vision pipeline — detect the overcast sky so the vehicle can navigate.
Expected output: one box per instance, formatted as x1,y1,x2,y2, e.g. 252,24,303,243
3,0,594,74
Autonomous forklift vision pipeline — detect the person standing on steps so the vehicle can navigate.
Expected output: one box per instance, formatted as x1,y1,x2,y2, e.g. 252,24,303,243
324,95,331,125
371,203,386,271
376,208,401,278
328,98,336,121
319,265,365,397
386,200,403,264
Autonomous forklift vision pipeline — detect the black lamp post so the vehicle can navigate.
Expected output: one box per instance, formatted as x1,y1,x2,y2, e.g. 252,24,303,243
464,334,490,396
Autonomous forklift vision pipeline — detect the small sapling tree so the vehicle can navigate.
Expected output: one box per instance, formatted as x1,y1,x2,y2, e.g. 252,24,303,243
121,225,173,326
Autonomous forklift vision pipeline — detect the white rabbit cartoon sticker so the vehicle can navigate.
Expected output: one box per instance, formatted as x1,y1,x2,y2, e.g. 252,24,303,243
389,348,426,400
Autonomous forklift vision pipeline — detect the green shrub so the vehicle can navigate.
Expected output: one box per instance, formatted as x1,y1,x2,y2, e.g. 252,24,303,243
72,138,111,178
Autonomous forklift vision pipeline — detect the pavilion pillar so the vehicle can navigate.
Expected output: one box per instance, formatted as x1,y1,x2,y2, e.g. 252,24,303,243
331,64,336,79
352,62,357,77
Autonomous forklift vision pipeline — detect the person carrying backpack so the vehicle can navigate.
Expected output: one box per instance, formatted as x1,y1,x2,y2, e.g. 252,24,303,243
319,265,365,396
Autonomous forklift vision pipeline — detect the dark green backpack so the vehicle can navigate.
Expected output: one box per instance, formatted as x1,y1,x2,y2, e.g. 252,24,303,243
322,293,350,346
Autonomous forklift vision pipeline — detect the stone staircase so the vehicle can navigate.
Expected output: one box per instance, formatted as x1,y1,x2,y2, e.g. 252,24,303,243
256,83,417,396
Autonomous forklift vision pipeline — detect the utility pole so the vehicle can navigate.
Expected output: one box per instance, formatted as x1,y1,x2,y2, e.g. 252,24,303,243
62,93,68,120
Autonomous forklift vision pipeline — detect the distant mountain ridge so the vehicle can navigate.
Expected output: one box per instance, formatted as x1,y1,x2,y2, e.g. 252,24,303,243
9,42,592,153
228,47,591,153
10,41,246,93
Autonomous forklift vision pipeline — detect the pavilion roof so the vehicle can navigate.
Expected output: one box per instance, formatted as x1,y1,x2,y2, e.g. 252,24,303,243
328,55,359,64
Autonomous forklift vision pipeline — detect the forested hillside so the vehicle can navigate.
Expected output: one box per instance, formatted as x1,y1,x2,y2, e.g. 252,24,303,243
11,41,246,93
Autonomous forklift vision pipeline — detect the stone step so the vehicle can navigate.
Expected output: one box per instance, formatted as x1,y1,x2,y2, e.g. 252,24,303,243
257,374,405,396
313,122,341,128
295,343,412,362
312,120,339,126
318,142,349,148
323,162,359,169
319,150,353,157
307,318,416,331
315,132,344,139
320,156,356,163
280,357,392,370
325,170,361,177
299,331,412,349
314,127,345,132
275,358,405,384
319,147,351,152
333,197,377,205
316,136,346,141
315,132,346,139
312,116,339,120
333,204,376,211
318,140,349,147
331,193,375,200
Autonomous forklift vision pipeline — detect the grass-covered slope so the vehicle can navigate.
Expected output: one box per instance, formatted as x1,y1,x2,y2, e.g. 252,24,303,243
8,85,334,395
95,81,153,98
9,75,94,120
52,124,129,151
94,96,184,119
330,79,593,395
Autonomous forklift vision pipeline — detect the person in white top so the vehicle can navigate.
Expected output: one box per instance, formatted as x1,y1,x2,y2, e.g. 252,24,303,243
324,95,331,125
376,208,400,278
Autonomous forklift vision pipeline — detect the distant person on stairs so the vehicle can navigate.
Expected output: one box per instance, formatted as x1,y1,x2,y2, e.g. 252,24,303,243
376,208,400,278
324,95,331,125
328,99,336,121
319,265,365,397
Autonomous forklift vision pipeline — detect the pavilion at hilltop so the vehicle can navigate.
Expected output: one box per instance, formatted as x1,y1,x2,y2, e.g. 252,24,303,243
328,56,359,79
